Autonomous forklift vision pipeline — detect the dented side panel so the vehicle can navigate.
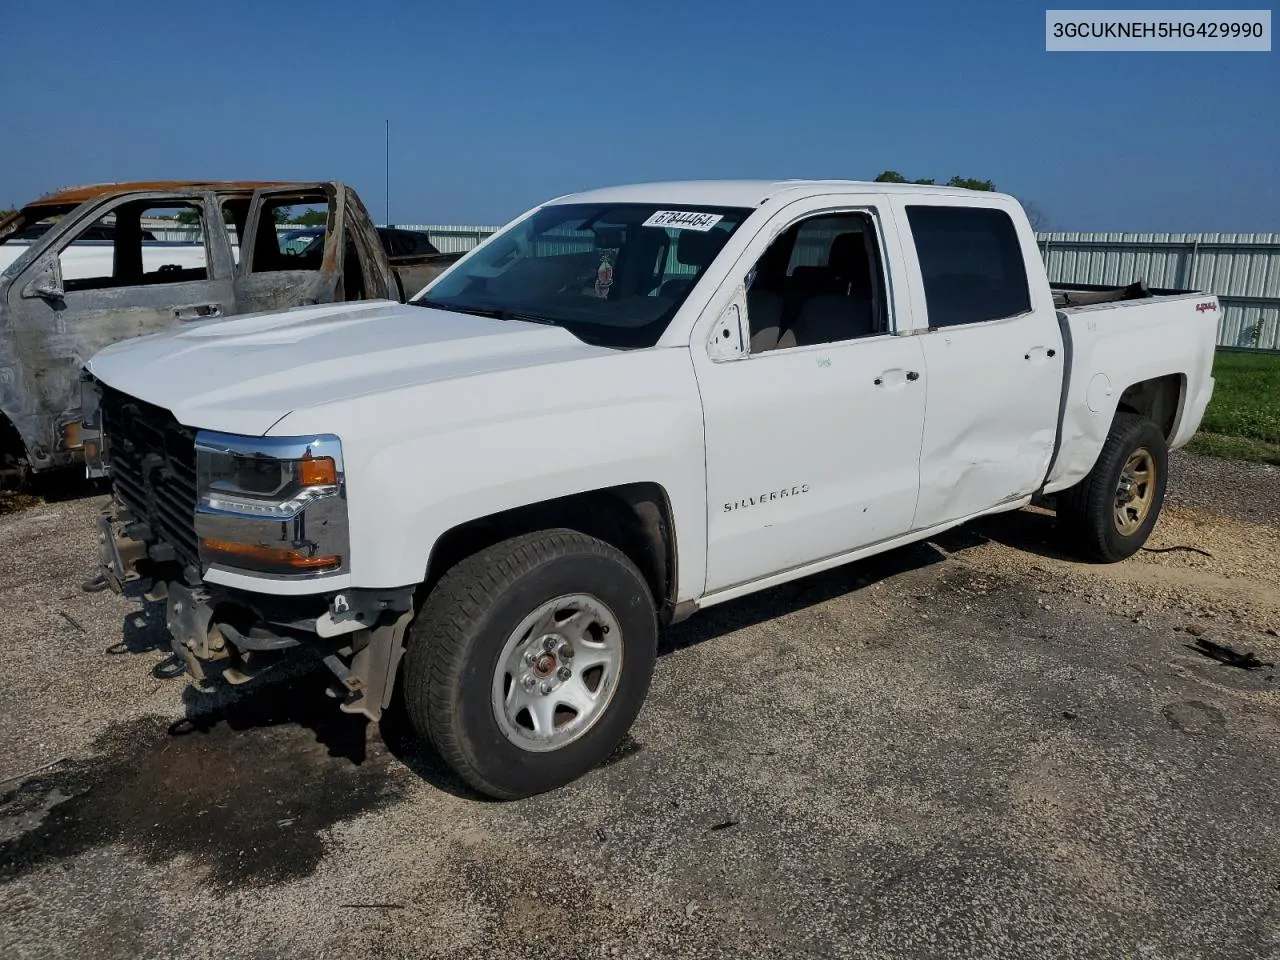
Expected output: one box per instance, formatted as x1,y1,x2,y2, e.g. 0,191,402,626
1043,294,1219,493
890,193,1065,530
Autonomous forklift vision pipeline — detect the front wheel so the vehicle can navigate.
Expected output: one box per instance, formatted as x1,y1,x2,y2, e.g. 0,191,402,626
402,530,657,799
1057,412,1169,562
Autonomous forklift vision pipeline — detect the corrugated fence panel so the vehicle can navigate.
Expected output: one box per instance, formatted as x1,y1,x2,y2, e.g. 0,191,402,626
1038,232,1280,351
390,224,500,254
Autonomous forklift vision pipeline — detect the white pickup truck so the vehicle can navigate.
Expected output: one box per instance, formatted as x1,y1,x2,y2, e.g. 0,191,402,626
83,180,1218,798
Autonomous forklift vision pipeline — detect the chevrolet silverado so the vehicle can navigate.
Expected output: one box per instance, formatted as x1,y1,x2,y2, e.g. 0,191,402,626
82,180,1217,798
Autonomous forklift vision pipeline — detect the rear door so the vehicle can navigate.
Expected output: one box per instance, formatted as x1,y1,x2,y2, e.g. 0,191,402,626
339,185,398,301
892,197,1064,528
5,190,234,452
233,183,349,313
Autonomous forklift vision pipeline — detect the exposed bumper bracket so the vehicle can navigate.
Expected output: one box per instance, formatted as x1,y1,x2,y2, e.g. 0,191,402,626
333,610,413,723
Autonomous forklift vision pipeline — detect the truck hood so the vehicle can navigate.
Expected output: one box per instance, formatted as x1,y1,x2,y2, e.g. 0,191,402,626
87,299,615,436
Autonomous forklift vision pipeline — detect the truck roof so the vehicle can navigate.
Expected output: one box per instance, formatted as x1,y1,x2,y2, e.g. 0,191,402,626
551,179,1015,209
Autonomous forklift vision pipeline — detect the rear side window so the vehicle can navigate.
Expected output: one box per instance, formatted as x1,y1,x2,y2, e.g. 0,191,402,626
906,206,1031,327
251,196,330,273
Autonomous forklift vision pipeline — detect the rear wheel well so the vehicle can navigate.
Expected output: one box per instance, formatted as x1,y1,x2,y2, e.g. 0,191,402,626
1115,374,1184,440
423,483,677,617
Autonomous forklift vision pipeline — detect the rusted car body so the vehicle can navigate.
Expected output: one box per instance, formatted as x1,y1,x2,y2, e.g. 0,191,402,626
0,180,461,482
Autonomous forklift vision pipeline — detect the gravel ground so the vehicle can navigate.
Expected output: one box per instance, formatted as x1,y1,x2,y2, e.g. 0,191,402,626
1,452,1277,960
1166,449,1280,525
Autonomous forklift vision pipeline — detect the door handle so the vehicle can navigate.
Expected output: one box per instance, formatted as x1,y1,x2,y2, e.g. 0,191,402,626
874,370,921,387
174,303,222,321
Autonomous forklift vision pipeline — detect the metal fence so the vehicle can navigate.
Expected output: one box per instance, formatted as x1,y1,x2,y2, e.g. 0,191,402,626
139,221,1280,351
1037,233,1280,351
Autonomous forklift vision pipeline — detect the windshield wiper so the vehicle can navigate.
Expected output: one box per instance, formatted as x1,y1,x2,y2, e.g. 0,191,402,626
504,312,558,326
413,298,505,320
414,298,558,326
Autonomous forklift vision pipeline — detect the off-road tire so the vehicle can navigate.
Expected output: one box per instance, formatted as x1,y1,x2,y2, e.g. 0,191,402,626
402,529,657,799
1058,412,1168,563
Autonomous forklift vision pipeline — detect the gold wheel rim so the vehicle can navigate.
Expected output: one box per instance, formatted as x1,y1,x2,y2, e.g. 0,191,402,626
1113,448,1156,536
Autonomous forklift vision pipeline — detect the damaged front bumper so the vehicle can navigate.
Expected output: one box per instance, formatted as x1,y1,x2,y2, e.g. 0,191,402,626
96,506,414,721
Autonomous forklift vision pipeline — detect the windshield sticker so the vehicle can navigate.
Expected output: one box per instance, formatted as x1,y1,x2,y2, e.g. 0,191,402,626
642,211,724,232
594,253,614,298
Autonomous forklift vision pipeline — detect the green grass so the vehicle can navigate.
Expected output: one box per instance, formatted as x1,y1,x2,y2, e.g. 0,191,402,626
1186,349,1280,465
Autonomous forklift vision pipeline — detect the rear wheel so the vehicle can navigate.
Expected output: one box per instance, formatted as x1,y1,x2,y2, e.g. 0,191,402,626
402,529,657,799
1058,412,1168,562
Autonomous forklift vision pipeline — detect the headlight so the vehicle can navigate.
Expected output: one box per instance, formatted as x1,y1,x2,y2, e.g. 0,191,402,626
194,431,349,577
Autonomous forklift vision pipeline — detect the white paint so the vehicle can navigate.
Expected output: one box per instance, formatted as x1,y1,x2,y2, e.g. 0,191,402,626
86,180,1217,607
888,192,1062,529
1043,290,1218,492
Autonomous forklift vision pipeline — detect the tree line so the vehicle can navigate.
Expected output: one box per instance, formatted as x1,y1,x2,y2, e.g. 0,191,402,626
873,171,1049,230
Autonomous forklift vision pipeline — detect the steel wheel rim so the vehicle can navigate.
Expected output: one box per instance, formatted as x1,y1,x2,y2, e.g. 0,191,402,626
1114,447,1157,536
491,593,624,753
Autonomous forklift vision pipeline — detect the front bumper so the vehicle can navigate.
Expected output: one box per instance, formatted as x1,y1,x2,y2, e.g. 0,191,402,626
97,505,414,720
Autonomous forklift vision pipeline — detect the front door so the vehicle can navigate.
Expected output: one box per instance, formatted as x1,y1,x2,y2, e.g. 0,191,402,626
693,200,928,594
6,191,234,455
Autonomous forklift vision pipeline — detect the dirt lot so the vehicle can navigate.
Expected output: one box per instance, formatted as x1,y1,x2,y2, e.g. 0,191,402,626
1,452,1277,960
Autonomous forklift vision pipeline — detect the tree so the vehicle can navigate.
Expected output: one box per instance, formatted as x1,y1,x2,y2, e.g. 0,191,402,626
292,208,328,226
873,171,1048,229
874,171,994,190
0,208,15,220
874,170,935,185
945,176,996,192
271,205,326,226
175,209,200,225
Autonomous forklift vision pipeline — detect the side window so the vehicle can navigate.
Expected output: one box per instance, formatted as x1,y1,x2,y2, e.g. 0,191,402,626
747,212,887,353
57,201,208,291
250,196,330,273
221,199,250,265
343,227,366,301
905,205,1031,327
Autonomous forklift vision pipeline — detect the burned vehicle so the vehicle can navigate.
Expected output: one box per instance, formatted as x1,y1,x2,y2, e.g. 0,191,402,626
0,180,461,485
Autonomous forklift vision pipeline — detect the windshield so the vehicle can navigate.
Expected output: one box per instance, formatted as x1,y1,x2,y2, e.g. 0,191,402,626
0,204,78,246
412,202,752,348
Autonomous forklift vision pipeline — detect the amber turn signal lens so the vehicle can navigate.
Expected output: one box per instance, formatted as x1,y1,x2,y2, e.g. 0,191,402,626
62,421,83,450
299,454,338,487
201,537,341,574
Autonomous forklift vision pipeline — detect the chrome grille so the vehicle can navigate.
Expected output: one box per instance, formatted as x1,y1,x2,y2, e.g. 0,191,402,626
100,385,200,573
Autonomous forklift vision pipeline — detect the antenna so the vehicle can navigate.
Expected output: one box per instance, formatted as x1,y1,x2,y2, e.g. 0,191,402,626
385,120,391,227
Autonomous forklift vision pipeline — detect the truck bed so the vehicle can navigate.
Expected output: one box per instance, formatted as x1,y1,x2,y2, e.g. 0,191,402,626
1047,285,1219,493
1051,279,1192,309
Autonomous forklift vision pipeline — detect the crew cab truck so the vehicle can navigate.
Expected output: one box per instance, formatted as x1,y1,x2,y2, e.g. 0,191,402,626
83,180,1218,799
0,181,460,485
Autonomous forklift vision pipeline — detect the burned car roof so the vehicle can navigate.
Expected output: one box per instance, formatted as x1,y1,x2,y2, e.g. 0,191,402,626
33,181,305,206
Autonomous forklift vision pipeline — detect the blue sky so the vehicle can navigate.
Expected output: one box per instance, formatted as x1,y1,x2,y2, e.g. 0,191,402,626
1,0,1276,231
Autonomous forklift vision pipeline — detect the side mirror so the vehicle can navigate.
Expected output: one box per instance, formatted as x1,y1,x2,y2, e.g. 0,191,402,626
22,256,65,301
707,289,749,361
